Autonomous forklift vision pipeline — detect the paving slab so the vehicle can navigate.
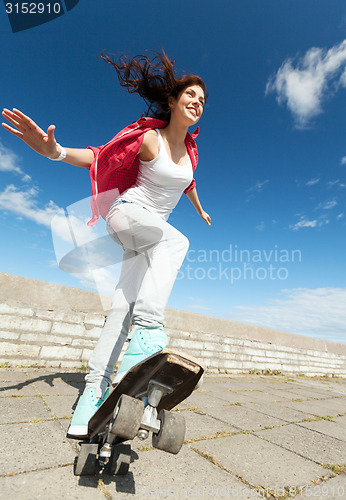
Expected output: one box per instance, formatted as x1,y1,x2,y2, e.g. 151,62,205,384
234,389,296,403
1,396,53,424
201,403,285,431
254,424,346,465
288,378,346,393
180,409,238,441
104,444,263,499
272,386,344,400
0,369,85,390
0,368,33,381
204,378,259,392
247,390,300,402
209,390,258,404
0,380,38,396
241,401,315,423
278,391,323,401
0,420,75,475
184,390,233,408
283,398,346,418
42,395,78,419
32,379,83,397
334,414,346,426
298,418,346,441
293,474,346,499
59,417,71,434
1,465,102,500
192,433,330,491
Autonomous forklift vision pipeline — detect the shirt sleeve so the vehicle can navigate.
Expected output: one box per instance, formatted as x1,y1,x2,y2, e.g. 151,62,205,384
184,178,196,194
87,145,102,158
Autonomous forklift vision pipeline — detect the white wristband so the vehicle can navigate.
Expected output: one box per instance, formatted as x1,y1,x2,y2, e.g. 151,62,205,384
49,144,67,161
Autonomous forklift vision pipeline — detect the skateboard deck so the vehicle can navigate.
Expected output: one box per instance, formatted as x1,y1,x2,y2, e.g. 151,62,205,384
88,349,204,439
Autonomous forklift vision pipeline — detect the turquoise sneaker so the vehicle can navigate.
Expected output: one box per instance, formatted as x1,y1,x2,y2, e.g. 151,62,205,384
68,387,109,437
113,327,168,385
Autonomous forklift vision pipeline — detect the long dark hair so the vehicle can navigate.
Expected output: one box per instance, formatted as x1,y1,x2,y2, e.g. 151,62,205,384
99,49,208,121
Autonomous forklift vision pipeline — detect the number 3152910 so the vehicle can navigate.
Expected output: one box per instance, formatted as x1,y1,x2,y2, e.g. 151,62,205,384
5,3,62,14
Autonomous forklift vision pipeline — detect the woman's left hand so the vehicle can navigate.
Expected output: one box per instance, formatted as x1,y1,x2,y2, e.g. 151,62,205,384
200,210,211,226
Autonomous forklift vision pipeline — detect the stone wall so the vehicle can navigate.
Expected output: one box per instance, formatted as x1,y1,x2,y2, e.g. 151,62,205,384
1,272,345,376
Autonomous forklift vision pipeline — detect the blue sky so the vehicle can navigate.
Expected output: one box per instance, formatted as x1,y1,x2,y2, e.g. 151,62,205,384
1,1,345,344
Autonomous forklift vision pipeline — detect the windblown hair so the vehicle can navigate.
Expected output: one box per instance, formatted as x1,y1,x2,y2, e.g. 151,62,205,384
99,49,208,121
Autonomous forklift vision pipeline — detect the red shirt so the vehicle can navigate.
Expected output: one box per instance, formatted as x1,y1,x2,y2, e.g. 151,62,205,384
87,116,199,226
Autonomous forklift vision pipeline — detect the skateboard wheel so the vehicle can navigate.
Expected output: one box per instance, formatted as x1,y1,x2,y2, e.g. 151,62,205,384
152,410,186,455
111,394,144,440
108,443,131,475
74,443,98,476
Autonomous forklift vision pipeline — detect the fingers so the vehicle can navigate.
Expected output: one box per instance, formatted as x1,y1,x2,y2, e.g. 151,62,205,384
2,107,56,157
12,108,36,128
203,212,211,226
3,108,28,132
3,107,47,139
3,108,42,133
1,121,23,138
2,109,26,133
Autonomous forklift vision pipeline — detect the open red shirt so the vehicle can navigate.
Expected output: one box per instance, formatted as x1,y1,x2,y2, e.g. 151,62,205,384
87,116,199,226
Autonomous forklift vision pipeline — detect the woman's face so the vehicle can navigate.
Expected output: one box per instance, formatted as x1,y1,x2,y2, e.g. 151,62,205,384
169,85,205,127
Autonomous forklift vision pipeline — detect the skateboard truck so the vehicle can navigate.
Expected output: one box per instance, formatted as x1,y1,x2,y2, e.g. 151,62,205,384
136,380,173,437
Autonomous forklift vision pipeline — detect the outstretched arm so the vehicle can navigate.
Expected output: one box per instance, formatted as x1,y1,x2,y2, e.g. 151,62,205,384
186,187,211,225
2,108,94,169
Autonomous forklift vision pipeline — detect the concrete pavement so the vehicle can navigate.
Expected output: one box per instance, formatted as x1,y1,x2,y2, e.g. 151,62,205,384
0,366,345,499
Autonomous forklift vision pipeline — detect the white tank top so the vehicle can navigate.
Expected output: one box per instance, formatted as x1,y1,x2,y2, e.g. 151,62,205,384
108,129,193,221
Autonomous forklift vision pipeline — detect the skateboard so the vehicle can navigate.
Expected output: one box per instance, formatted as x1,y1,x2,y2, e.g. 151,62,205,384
74,349,204,476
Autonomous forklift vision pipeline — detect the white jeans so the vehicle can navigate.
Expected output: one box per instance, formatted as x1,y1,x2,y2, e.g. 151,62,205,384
85,202,189,395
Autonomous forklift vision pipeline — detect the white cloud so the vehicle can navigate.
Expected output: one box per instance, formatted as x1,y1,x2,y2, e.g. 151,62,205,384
290,213,332,230
228,288,346,344
0,184,60,226
316,200,337,210
245,180,269,203
290,196,340,230
0,140,31,182
266,39,346,127
247,180,269,193
0,184,99,246
306,178,320,186
290,216,319,230
341,157,346,165
326,180,346,189
327,180,340,188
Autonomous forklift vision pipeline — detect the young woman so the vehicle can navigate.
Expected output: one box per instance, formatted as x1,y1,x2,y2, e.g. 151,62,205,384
2,50,210,437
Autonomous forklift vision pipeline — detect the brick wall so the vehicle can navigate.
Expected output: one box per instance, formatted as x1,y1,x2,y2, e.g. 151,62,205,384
1,273,345,376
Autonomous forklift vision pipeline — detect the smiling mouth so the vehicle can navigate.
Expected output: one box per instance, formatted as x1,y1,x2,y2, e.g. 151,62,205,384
187,107,197,116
